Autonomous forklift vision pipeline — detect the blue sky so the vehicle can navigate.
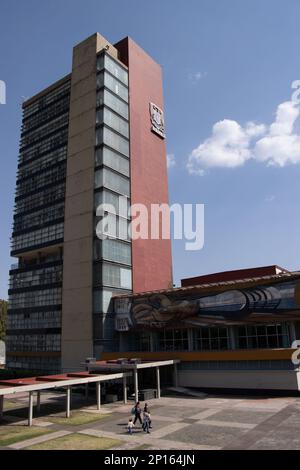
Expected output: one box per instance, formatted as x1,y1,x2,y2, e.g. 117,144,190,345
1,0,300,299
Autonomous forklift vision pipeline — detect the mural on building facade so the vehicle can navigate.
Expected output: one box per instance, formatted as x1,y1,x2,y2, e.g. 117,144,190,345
114,277,300,331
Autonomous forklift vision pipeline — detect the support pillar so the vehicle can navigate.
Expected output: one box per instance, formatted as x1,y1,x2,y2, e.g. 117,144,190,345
133,368,139,402
0,395,4,419
123,375,127,404
290,322,297,344
173,363,178,388
229,326,236,350
96,382,101,410
28,391,34,427
66,386,71,418
156,366,161,399
36,391,41,413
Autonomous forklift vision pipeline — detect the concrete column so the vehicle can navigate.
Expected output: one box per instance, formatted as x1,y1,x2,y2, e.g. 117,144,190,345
229,326,236,350
173,363,178,387
36,391,41,413
0,395,4,418
28,391,34,427
150,331,155,352
66,386,71,418
133,368,139,402
156,366,161,399
188,329,194,351
289,322,297,344
96,382,101,410
123,375,127,404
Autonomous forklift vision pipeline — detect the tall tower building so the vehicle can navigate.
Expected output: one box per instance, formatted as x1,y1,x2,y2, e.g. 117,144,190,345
7,33,172,373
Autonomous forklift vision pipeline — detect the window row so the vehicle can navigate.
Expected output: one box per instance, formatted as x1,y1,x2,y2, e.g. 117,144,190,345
11,223,64,252
194,327,229,351
96,89,128,120
93,289,114,314
17,146,67,181
94,190,130,218
23,81,71,119
21,113,69,148
9,265,63,290
96,107,129,138
97,53,128,86
6,356,61,373
94,263,132,290
13,202,64,233
14,183,65,215
97,71,128,102
95,214,130,241
237,324,290,349
157,329,189,352
94,239,131,265
95,147,129,177
9,288,62,309
16,164,66,197
19,128,68,164
95,167,130,196
7,310,61,330
96,127,129,158
6,334,61,352
22,95,70,134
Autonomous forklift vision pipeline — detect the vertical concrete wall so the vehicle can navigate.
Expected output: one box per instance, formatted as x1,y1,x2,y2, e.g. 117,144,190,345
115,37,173,293
61,34,118,371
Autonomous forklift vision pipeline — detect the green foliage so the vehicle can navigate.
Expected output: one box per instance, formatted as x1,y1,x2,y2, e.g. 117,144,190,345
0,299,7,342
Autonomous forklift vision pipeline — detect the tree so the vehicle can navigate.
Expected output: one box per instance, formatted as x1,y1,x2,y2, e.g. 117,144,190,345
0,300,8,342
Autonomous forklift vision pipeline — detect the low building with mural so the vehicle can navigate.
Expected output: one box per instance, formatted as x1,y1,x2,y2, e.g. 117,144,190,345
101,265,300,392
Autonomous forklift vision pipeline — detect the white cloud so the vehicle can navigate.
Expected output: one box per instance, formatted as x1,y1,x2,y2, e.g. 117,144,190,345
187,120,265,173
187,97,300,175
188,71,207,82
167,154,176,169
254,101,300,166
265,195,276,202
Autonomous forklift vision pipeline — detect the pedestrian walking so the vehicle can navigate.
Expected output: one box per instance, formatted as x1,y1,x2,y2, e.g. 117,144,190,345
127,418,135,435
143,403,152,428
133,401,143,426
143,411,151,433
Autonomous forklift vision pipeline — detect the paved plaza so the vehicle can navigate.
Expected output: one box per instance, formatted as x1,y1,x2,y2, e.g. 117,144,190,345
1,391,300,450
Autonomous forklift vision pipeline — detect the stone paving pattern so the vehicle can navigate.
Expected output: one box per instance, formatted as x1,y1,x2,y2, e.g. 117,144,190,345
1,392,300,450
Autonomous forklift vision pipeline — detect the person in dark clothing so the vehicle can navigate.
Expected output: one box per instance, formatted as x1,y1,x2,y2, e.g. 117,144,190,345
143,403,152,428
133,401,142,425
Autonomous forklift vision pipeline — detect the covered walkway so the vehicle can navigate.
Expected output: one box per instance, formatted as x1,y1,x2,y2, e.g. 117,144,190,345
0,359,179,426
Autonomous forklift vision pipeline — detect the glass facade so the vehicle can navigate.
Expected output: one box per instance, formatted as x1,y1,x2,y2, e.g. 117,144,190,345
193,327,229,351
157,329,189,352
122,323,291,353
237,324,290,349
8,78,70,372
93,52,132,354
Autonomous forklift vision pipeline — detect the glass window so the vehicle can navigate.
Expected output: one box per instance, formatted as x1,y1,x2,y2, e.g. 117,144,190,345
157,329,189,352
99,263,132,289
236,323,290,349
95,147,129,176
94,190,130,219
193,327,229,351
97,72,128,102
96,108,129,138
96,127,129,157
95,167,130,196
97,54,128,85
96,89,128,120
94,239,131,265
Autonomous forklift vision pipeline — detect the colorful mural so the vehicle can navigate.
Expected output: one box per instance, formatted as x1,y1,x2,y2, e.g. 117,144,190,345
114,277,300,331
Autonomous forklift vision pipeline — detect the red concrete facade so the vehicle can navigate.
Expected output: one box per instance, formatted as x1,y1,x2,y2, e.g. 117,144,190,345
181,265,290,287
115,37,173,293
